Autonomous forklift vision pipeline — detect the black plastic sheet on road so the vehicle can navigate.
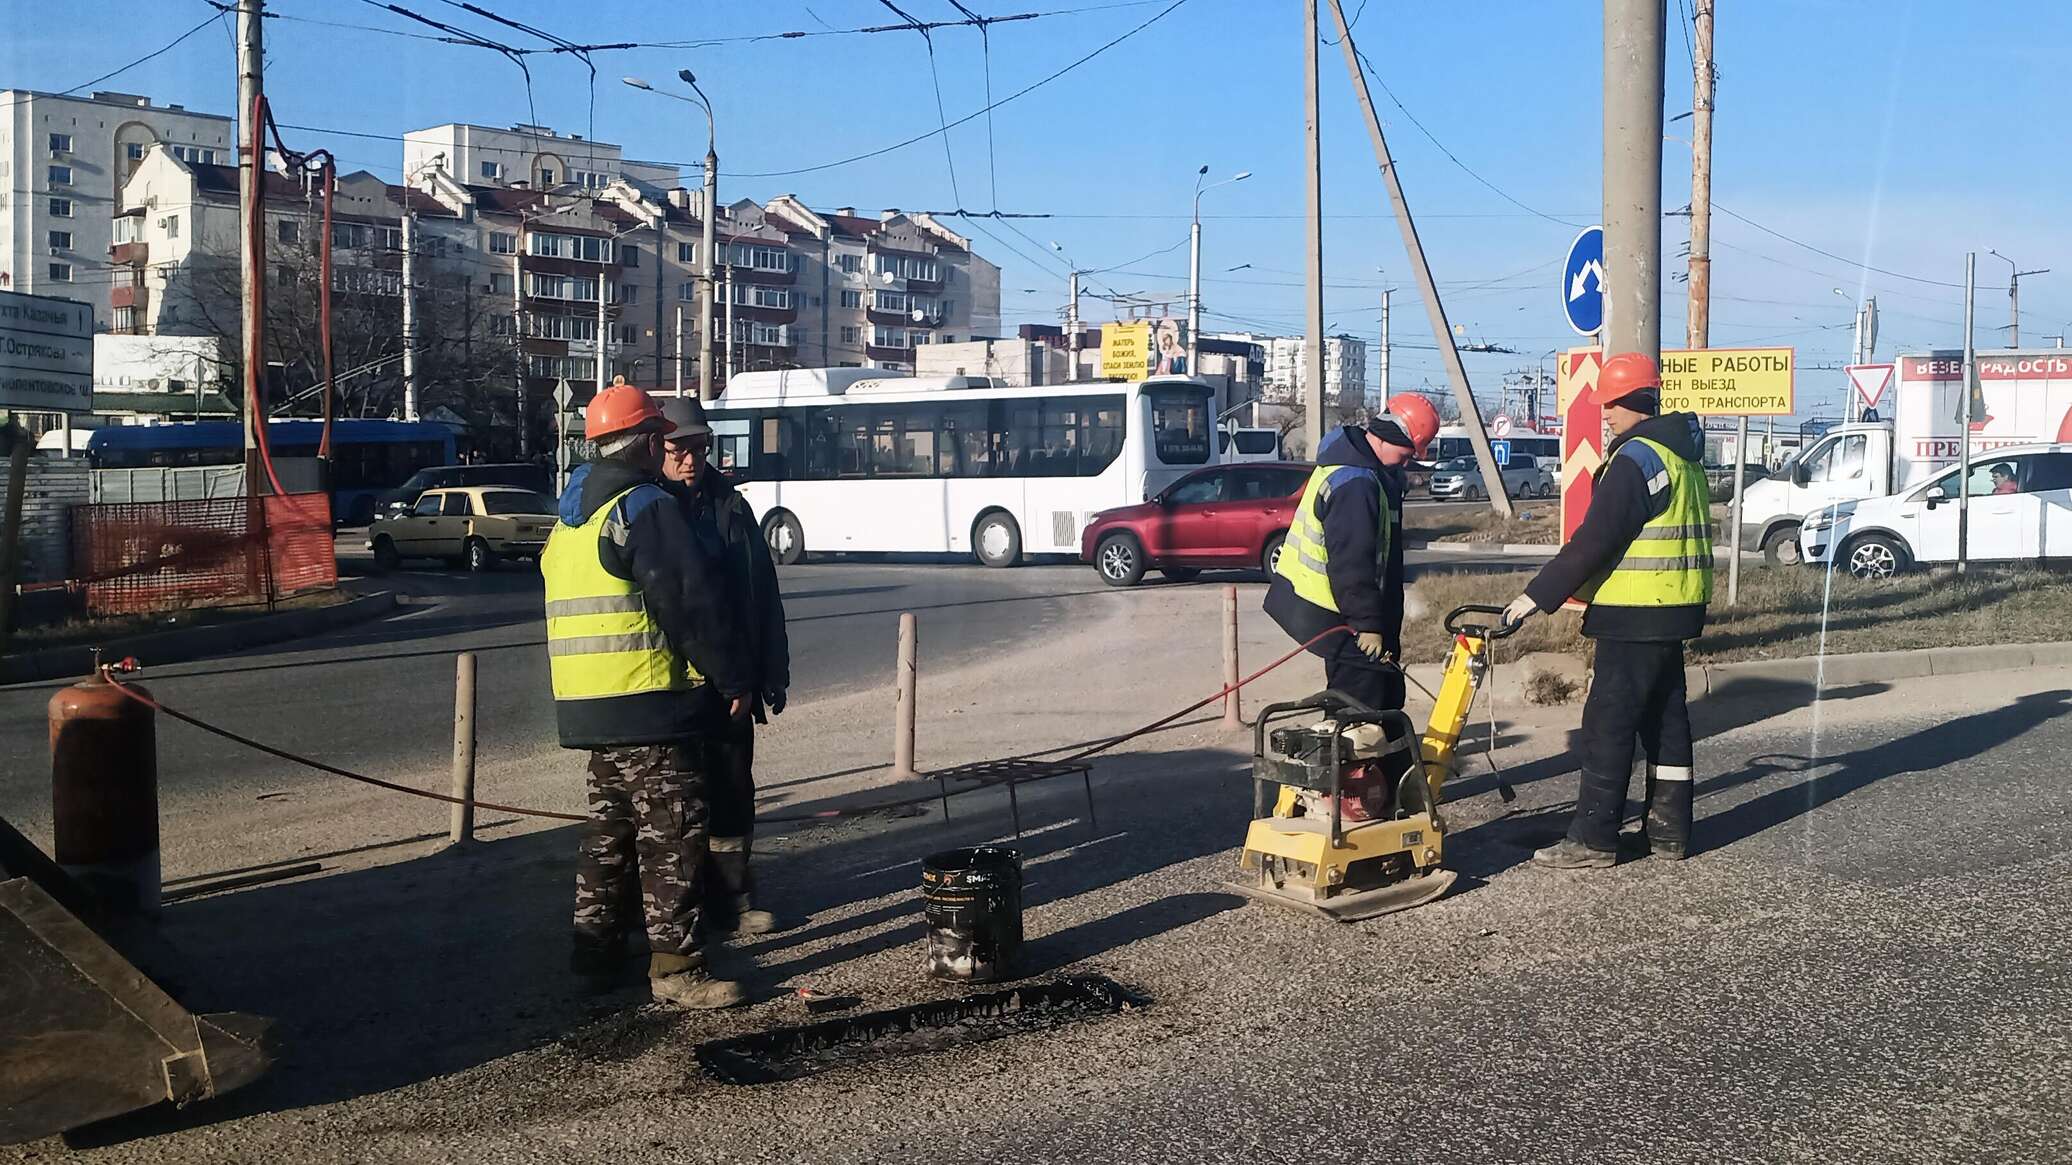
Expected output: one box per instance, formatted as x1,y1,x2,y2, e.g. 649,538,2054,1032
695,975,1150,1086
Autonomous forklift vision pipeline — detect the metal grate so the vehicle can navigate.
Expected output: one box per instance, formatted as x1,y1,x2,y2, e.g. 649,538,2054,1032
927,757,1096,837
1051,510,1076,548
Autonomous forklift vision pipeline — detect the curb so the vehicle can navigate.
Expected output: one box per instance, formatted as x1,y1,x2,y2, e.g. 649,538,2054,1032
1407,541,1558,556
0,590,399,686
1685,640,2072,700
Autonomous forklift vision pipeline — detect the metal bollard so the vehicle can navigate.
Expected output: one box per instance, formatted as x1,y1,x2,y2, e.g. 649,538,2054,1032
1222,584,1243,729
893,612,919,780
449,651,476,843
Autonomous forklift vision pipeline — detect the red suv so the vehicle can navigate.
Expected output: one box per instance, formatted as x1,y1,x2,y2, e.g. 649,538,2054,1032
1081,462,1314,587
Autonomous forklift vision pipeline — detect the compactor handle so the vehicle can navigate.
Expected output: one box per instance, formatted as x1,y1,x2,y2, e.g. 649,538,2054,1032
1444,603,1519,642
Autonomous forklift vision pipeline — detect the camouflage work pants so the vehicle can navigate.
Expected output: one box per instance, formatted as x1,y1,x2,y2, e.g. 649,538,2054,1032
574,742,709,963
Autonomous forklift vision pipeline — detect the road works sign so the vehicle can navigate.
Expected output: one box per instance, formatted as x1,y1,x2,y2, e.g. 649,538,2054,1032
1846,363,1894,412
0,289,93,412
1658,347,1795,416
1561,227,1605,337
1557,348,1605,546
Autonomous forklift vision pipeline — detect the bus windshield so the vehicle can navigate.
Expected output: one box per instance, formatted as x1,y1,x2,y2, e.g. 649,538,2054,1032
1147,387,1211,465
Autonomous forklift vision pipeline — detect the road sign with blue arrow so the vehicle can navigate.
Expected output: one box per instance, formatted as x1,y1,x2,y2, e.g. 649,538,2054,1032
1563,226,1605,337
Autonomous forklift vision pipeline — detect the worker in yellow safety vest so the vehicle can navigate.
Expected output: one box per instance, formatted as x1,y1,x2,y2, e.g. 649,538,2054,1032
1264,394,1440,714
543,383,754,1010
1502,352,1713,869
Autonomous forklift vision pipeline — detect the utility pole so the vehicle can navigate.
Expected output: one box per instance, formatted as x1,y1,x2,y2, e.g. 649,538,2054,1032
674,303,685,396
1604,0,1666,363
1959,252,1975,574
1689,0,1739,602
700,158,718,400
1066,271,1081,382
1325,0,1511,514
1379,287,1391,403
1301,0,1326,457
512,236,528,458
1188,179,1202,377
723,263,736,382
595,246,608,396
237,0,264,490
401,209,419,420
1988,250,2047,347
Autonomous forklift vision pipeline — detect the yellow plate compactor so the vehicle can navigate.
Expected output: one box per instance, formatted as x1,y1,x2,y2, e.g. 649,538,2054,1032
1235,604,1517,921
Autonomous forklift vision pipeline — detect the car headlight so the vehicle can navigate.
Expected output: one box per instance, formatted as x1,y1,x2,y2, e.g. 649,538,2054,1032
1804,512,1833,532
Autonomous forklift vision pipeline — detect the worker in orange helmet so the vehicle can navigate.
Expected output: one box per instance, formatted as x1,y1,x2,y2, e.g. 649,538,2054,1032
1265,393,1440,716
542,381,755,1009
1502,352,1713,869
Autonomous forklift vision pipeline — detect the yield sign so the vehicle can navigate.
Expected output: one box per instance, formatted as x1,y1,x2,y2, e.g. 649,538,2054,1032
1846,363,1893,411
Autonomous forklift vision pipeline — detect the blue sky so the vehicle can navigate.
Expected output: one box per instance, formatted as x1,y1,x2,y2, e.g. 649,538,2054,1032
9,0,2069,418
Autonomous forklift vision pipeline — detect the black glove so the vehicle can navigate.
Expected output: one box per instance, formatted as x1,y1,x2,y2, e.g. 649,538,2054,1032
764,688,787,716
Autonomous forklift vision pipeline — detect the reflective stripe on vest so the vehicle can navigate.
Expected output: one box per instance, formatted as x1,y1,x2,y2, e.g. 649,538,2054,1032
1577,436,1714,608
540,484,702,701
1274,463,1393,613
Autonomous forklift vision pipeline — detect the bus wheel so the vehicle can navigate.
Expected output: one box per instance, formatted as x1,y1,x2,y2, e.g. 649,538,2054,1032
371,536,400,573
974,512,1022,568
765,510,805,566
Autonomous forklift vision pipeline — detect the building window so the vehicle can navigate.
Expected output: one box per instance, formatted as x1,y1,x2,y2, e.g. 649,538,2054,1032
840,325,860,346
679,281,697,301
911,332,932,346
873,253,939,282
620,244,638,268
538,167,555,186
275,264,294,286
379,226,403,251
488,230,516,254
113,306,137,332
48,133,72,153
840,290,862,309
480,161,503,180
837,253,861,274
489,272,513,295
677,242,696,264
49,197,73,218
873,289,908,313
490,314,515,337
748,286,789,309
332,222,368,249
277,219,299,244
164,214,179,238
125,142,146,162
47,262,72,282
619,284,637,304
871,326,908,348
48,230,71,250
941,298,955,318
48,164,72,186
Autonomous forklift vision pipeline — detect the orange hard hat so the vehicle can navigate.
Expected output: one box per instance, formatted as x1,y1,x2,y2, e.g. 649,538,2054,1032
1382,392,1441,454
584,383,675,441
1591,352,1663,408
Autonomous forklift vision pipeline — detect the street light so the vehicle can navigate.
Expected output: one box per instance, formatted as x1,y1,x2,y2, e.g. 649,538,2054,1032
1052,241,1084,382
1189,166,1250,375
624,72,718,398
1986,249,2048,348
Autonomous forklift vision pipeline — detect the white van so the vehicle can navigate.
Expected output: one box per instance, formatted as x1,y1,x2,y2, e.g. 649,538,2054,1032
1800,442,2072,577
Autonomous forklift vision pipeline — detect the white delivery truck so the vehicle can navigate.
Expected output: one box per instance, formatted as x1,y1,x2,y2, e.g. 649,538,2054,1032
1738,349,2072,563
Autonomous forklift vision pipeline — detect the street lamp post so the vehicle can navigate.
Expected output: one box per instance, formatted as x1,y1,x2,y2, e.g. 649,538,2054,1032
1188,167,1249,376
624,72,717,399
1052,241,1083,383
1987,249,2048,349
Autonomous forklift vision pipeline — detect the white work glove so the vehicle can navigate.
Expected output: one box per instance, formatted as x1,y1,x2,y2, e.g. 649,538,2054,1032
1354,631,1389,661
1502,594,1539,627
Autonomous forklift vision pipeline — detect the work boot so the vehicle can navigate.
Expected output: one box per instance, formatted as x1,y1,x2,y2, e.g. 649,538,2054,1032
569,933,637,991
1644,767,1695,860
1533,837,1618,869
650,968,747,1010
729,905,780,937
1565,768,1631,852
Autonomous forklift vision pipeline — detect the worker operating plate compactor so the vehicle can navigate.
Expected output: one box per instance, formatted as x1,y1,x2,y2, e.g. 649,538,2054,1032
1235,604,1517,921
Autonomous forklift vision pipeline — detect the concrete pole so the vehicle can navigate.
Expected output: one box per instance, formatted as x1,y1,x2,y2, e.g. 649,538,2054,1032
1379,288,1391,402
1066,272,1082,383
1301,0,1326,457
595,250,608,396
1959,252,1975,574
893,612,919,780
674,302,685,397
401,210,418,420
723,264,736,382
449,651,476,843
513,238,528,458
1325,0,1511,514
700,151,718,400
1603,0,1666,363
237,0,264,485
1686,0,1713,355
1187,211,1203,376
1221,584,1242,730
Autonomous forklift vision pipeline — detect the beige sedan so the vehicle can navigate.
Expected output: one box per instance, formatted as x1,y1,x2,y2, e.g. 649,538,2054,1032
367,486,557,572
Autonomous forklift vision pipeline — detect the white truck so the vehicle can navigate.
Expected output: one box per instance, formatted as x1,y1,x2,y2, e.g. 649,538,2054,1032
1738,349,2072,563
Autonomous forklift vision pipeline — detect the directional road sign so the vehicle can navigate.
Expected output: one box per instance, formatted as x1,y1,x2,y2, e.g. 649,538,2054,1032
1562,226,1605,337
1489,438,1512,466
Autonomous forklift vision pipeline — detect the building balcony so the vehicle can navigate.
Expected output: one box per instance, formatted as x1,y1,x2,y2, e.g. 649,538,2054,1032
865,343,913,362
110,242,148,265
720,262,795,286
110,285,147,311
730,303,798,325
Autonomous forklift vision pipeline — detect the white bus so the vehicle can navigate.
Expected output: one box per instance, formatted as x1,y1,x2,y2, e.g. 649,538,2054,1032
706,369,1217,566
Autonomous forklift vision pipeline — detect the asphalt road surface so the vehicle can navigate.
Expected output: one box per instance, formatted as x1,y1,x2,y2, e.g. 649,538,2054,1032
0,518,1543,828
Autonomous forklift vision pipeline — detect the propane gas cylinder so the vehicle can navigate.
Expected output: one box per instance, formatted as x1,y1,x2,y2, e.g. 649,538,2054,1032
49,669,159,913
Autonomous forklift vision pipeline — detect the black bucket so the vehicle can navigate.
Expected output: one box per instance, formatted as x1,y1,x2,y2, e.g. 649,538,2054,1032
921,846,1022,982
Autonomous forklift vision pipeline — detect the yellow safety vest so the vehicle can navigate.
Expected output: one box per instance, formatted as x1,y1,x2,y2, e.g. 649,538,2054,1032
541,485,702,701
1577,436,1714,607
1274,463,1394,612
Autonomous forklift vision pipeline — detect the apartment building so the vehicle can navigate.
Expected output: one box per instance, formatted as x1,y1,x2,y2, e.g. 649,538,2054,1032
1,89,232,323
403,122,675,198
1208,331,1367,408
